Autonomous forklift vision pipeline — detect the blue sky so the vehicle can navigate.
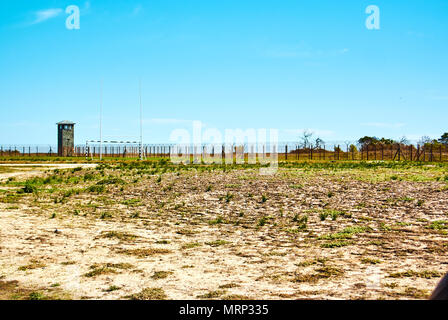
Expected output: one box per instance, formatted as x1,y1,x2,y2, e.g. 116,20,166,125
0,0,447,145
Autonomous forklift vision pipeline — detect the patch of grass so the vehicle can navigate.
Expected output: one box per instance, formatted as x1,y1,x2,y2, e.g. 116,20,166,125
225,192,234,203
296,258,327,267
118,248,172,257
18,260,46,271
320,240,351,248
388,270,441,279
293,266,344,283
222,294,251,300
83,263,133,278
315,209,351,221
87,185,105,193
399,287,430,299
209,216,225,225
83,266,117,278
197,290,227,299
319,226,369,240
206,240,230,247
176,229,197,236
104,285,121,292
181,242,202,250
121,198,142,207
97,177,125,185
319,211,329,221
292,214,308,229
367,240,384,246
218,283,241,289
28,292,47,300
225,184,241,189
379,223,392,231
257,216,272,227
101,231,138,241
20,184,37,194
151,271,173,280
261,194,268,203
128,287,167,300
429,220,448,230
361,258,382,265
100,212,113,219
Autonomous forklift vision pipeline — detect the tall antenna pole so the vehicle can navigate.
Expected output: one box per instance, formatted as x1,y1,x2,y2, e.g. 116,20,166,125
100,79,103,161
139,78,143,160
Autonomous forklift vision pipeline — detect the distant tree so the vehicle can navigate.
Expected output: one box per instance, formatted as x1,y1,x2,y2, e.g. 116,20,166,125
300,130,313,149
418,136,433,146
378,137,396,145
439,133,448,145
418,136,441,148
358,136,378,146
314,138,324,149
358,136,397,151
349,144,358,153
399,136,409,145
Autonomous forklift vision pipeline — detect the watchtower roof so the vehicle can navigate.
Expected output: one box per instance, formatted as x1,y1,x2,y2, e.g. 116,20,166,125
57,120,76,125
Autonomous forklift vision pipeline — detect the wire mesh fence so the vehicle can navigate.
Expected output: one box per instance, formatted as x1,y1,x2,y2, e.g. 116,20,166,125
1,142,448,162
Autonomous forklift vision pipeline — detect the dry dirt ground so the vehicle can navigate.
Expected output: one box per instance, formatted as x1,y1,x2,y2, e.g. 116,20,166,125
0,161,448,300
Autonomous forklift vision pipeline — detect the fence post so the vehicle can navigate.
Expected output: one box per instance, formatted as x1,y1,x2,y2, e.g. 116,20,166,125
285,145,288,161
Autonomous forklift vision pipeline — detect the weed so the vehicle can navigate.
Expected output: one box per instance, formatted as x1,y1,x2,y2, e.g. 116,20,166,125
101,231,137,241
151,271,173,280
128,288,167,300
388,270,441,279
118,248,172,257
206,240,230,247
197,290,226,299
429,220,448,230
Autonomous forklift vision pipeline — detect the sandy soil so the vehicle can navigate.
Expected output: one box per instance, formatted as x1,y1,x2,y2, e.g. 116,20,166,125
0,162,447,300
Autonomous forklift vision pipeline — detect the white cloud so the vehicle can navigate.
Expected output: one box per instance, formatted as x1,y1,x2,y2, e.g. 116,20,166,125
32,8,63,24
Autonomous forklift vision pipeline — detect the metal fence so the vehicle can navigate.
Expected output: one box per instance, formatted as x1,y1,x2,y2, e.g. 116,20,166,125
1,142,448,162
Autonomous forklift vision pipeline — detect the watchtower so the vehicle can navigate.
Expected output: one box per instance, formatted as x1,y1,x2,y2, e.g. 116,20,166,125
57,120,75,156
